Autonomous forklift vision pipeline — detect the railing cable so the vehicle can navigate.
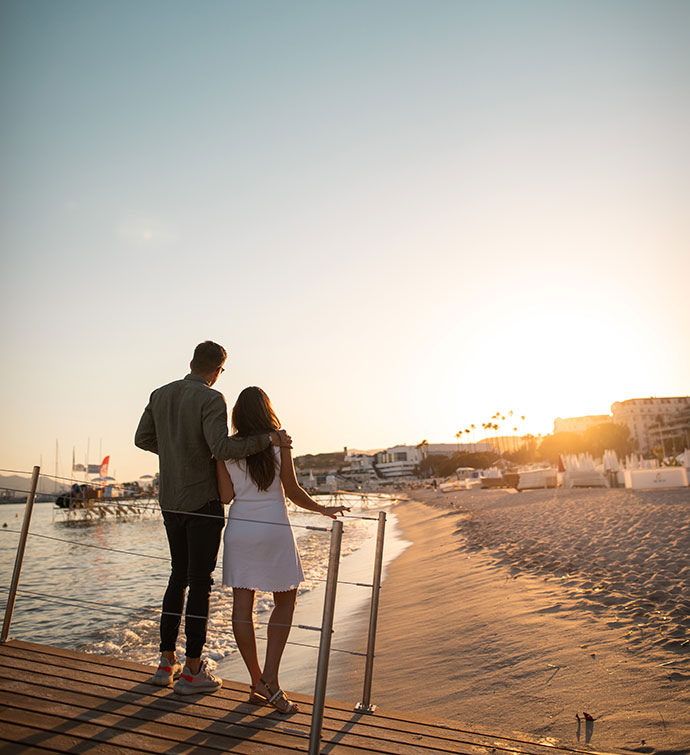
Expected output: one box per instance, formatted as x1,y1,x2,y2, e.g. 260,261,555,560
0,586,366,657
0,586,322,631
0,527,170,561
0,528,375,587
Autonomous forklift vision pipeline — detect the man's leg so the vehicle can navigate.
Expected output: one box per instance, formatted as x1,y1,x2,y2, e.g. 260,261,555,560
160,510,188,657
149,510,188,685
183,500,225,670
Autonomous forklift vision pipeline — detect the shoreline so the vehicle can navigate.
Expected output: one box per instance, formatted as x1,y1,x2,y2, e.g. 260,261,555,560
327,491,690,754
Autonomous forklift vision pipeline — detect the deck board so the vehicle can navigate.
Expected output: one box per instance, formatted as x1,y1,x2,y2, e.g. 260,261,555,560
0,640,616,754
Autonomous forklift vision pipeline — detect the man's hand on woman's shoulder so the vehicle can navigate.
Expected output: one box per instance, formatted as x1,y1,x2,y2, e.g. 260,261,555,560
271,429,292,448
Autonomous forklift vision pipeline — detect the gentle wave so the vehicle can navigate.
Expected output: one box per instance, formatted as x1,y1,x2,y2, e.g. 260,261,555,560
0,495,391,666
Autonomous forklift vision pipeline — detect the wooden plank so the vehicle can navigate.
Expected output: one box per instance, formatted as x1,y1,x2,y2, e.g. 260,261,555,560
0,658,300,739
0,670,593,755
0,683,495,755
0,643,252,705
0,720,145,754
0,660,526,755
2,665,441,755
0,667,576,755
0,740,74,755
0,640,250,696
0,646,253,708
0,645,537,746
0,741,71,755
0,688,315,755
0,668,312,749
3,640,311,703
0,682,300,742
0,641,617,755
0,705,308,755
0,641,606,755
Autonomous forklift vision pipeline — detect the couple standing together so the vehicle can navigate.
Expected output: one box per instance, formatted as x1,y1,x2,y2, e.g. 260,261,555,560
135,341,348,713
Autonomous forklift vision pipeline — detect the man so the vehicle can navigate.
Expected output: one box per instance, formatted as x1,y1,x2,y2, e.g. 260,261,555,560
135,340,290,694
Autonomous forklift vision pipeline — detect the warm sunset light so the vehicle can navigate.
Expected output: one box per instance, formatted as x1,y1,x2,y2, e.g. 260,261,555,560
1,1,688,481
1,5,689,750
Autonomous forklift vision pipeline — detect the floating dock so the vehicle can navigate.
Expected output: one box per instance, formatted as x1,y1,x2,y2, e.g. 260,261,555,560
0,640,615,754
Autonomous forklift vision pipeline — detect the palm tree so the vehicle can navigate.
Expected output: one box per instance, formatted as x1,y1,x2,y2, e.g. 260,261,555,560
455,431,462,452
470,424,476,445
491,412,505,454
493,422,501,455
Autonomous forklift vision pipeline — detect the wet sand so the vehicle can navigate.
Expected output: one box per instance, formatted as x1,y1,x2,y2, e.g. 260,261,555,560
328,488,690,754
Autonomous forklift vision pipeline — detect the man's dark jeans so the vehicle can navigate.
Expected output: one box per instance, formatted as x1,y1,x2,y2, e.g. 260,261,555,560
160,500,224,658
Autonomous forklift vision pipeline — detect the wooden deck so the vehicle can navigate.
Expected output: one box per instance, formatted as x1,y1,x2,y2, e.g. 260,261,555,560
0,640,615,754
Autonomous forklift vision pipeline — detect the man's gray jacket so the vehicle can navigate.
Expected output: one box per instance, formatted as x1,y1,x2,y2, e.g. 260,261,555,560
135,373,270,512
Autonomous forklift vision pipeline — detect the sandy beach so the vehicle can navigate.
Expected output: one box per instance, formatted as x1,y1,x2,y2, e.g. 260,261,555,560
328,487,690,754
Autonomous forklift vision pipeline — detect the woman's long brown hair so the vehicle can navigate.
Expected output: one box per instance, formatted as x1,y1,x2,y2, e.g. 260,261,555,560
231,387,281,491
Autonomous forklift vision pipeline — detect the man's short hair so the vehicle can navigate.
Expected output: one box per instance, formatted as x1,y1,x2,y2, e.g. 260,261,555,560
191,341,227,373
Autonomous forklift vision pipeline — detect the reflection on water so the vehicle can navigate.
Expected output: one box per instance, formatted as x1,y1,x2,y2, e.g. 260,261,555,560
0,496,391,665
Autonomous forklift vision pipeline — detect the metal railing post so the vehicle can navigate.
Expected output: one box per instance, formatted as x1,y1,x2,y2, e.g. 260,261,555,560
308,519,343,755
355,510,386,713
1,465,40,643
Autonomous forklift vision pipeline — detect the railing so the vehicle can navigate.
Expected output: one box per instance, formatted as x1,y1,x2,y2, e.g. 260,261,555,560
0,466,389,754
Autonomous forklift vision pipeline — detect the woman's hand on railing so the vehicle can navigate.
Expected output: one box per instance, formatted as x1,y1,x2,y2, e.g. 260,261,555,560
320,505,350,519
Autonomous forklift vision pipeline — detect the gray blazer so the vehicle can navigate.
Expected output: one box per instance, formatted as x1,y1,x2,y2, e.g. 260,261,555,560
135,374,270,512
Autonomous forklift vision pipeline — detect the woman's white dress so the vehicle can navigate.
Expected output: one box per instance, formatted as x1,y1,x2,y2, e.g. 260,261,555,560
222,447,304,592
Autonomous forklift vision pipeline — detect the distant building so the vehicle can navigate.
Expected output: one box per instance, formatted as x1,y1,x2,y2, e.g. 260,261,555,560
427,443,461,456
648,406,690,454
339,448,378,481
611,396,690,453
553,415,611,434
340,441,499,481
426,442,494,455
374,445,423,478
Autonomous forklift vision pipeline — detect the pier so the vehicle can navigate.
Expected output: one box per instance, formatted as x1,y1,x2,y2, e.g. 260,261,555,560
0,639,615,754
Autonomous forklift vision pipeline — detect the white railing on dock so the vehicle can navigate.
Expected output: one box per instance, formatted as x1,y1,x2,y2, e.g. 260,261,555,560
0,465,389,751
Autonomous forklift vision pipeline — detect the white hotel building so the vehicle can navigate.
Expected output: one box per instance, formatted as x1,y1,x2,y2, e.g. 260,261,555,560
611,396,690,453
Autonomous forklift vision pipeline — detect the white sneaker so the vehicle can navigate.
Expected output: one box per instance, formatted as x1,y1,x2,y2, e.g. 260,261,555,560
173,660,222,695
149,654,183,687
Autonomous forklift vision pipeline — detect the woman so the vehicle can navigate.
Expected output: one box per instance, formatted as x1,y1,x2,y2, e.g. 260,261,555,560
216,386,349,714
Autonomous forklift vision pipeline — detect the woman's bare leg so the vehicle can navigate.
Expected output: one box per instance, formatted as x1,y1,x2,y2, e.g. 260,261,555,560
232,588,262,687
262,589,297,687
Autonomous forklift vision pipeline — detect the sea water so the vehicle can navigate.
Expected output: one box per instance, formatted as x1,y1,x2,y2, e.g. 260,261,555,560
0,496,400,670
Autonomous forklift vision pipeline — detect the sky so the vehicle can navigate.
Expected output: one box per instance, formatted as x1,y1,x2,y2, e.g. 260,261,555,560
1,0,689,482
